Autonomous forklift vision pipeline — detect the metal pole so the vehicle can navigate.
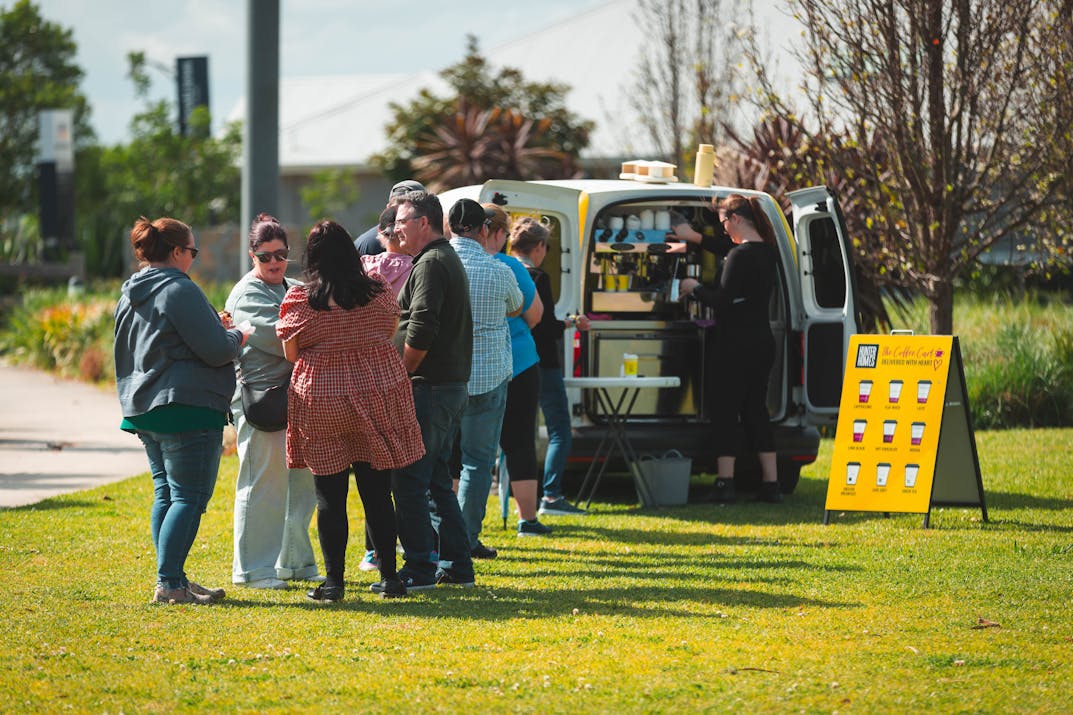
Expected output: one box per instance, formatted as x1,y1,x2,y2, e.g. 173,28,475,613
240,0,280,278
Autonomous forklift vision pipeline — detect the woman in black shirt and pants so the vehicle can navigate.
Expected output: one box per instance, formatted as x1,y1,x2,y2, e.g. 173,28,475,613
676,193,783,504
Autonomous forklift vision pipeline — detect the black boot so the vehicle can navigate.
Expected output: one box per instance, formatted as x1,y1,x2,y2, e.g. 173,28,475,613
757,480,784,504
707,477,736,503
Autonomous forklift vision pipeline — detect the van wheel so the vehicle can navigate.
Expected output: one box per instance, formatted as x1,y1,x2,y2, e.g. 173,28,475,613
777,463,801,495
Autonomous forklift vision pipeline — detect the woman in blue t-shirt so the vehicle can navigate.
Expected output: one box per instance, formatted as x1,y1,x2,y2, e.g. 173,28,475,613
483,203,553,537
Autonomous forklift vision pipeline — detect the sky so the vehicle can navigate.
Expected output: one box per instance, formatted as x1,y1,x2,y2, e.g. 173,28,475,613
32,0,614,146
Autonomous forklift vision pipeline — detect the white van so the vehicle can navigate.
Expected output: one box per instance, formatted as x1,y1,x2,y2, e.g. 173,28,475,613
438,174,859,494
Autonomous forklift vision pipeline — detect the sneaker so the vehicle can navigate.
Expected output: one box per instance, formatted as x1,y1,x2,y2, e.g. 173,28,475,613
305,575,327,584
240,577,287,589
187,581,225,602
470,541,498,559
371,571,437,593
152,584,214,605
306,583,344,602
707,477,737,504
757,480,784,504
436,570,475,588
373,577,407,599
358,550,380,572
517,518,553,537
538,496,587,516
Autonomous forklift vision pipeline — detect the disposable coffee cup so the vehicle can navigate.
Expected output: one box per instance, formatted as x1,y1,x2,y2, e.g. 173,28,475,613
622,353,639,378
883,419,897,443
858,379,873,403
917,380,932,404
846,462,861,485
852,419,867,442
889,379,903,403
603,274,617,292
876,462,891,487
911,421,925,445
904,463,919,488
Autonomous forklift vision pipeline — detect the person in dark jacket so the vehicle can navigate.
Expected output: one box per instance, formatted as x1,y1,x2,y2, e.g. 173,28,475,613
114,216,248,604
676,194,783,504
389,190,477,590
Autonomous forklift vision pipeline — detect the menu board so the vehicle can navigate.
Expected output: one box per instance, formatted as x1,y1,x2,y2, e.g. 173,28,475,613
824,335,986,524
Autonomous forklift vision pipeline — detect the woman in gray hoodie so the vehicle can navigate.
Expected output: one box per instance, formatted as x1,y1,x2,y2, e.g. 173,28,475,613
114,217,247,605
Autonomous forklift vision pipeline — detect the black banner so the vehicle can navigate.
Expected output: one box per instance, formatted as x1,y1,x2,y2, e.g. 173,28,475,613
176,56,210,136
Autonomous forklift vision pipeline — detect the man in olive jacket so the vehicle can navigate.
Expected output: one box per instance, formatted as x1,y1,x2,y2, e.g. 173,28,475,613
387,190,476,591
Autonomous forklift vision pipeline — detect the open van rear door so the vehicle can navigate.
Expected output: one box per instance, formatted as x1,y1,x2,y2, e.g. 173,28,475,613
477,180,584,318
788,186,859,421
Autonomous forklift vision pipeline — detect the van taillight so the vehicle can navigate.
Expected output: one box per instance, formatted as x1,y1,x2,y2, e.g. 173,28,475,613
573,330,582,377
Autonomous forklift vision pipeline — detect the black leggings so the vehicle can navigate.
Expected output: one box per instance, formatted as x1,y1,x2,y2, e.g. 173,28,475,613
313,464,397,586
499,364,540,481
711,338,775,457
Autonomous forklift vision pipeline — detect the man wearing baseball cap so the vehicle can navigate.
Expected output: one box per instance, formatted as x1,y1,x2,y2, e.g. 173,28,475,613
448,199,523,560
354,179,426,256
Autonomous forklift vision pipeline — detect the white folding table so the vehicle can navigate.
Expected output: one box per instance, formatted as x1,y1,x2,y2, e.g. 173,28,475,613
563,376,682,507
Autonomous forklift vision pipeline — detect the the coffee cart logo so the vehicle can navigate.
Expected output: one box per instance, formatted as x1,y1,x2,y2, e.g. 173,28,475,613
855,344,879,368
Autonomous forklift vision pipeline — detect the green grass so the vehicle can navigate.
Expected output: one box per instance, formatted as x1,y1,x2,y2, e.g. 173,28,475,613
1,430,1071,713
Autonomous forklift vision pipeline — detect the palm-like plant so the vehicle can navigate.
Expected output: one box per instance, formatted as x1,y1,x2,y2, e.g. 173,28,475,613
410,101,578,192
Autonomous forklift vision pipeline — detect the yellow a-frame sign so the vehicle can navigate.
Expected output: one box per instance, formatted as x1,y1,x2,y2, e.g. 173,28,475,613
824,334,987,527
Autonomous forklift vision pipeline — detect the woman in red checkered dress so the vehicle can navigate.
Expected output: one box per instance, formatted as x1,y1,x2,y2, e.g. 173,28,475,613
277,220,424,602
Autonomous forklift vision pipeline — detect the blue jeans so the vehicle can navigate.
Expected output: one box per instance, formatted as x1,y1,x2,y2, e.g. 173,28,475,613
138,428,223,589
539,366,572,500
392,381,473,581
457,379,508,548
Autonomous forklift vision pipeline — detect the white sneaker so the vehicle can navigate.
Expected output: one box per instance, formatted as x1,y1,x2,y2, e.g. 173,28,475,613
240,577,287,589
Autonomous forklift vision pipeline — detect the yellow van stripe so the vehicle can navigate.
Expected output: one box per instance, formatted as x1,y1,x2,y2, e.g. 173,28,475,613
578,191,589,249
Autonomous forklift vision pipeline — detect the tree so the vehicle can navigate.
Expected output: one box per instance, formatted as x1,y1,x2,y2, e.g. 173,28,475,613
629,0,743,171
300,168,361,228
373,36,592,191
0,0,93,220
75,52,241,277
747,0,1066,334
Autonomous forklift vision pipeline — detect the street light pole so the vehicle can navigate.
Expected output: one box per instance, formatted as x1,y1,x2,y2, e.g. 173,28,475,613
240,0,280,278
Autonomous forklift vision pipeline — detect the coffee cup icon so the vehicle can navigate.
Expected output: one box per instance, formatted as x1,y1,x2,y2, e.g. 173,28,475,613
904,463,919,488
917,380,932,404
876,462,891,487
858,380,873,403
852,419,867,442
889,379,903,403
882,419,897,443
846,462,861,485
911,421,925,445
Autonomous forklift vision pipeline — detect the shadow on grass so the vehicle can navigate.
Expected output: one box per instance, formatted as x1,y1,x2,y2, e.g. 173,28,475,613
212,583,860,619
985,490,1072,512
3,496,103,512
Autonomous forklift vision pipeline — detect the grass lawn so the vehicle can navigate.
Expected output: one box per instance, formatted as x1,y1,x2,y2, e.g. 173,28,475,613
1,429,1070,713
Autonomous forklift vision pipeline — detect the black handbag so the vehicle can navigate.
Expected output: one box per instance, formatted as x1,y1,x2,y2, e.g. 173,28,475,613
240,381,288,432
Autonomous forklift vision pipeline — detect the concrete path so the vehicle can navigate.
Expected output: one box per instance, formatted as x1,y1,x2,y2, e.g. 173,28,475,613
0,363,149,508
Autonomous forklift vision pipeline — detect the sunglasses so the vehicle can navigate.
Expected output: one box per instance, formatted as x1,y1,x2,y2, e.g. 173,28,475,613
253,249,289,263
168,242,200,259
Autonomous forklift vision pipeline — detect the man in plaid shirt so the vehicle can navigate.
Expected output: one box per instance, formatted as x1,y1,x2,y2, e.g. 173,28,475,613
448,199,523,561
